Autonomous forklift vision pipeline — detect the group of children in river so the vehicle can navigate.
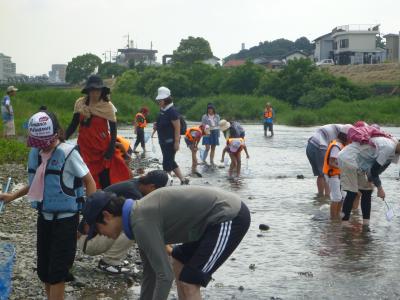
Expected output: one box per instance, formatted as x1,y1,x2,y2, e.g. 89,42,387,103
306,122,400,226
0,79,252,300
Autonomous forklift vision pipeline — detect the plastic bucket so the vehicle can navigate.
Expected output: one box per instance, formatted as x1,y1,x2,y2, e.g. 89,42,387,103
0,243,16,300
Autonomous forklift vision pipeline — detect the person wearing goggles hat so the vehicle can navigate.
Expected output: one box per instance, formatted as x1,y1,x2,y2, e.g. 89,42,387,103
77,170,173,274
0,109,96,299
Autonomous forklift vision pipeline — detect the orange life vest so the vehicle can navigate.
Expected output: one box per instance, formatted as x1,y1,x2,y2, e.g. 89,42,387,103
185,127,202,142
264,108,273,119
115,136,131,159
323,140,344,177
135,112,147,128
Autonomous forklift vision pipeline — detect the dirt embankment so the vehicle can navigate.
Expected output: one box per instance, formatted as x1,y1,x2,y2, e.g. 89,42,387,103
326,63,400,85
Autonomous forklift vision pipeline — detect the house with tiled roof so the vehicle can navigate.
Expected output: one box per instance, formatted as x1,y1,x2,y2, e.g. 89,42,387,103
223,59,246,67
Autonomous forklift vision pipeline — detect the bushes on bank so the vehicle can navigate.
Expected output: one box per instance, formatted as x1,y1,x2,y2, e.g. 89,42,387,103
0,139,29,164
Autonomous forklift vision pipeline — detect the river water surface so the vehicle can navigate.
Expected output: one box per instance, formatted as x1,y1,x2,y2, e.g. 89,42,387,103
115,124,400,300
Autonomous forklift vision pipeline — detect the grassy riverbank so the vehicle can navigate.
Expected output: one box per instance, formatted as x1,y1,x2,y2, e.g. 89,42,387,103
1,88,400,135
0,88,399,163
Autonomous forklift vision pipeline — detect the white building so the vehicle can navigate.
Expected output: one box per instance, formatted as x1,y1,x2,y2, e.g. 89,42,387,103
282,50,309,63
313,24,385,65
332,24,385,64
0,53,16,83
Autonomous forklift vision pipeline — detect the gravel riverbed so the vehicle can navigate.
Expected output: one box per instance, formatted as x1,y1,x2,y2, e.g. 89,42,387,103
0,157,164,300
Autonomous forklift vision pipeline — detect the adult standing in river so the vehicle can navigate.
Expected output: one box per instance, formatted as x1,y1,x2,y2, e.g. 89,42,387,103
201,103,220,166
1,86,17,138
154,86,188,185
65,75,131,189
263,102,274,137
306,124,349,197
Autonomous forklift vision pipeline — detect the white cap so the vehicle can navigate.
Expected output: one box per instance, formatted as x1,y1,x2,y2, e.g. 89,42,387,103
28,111,55,138
7,86,18,93
155,86,171,101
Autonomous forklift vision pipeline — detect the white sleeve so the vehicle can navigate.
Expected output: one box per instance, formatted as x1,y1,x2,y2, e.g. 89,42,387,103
376,144,395,166
65,150,90,178
329,146,341,159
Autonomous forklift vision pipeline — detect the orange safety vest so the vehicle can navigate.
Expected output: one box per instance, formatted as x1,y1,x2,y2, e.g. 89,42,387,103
185,127,202,142
264,108,273,119
135,112,147,128
323,140,344,177
115,136,131,159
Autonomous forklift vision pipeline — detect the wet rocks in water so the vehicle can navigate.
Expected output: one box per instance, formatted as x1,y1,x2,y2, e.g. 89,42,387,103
297,271,313,278
248,196,255,200
259,224,270,231
257,234,264,238
192,171,202,178
249,264,256,270
238,285,245,291
230,257,236,261
296,174,305,179
270,297,283,300
276,175,287,179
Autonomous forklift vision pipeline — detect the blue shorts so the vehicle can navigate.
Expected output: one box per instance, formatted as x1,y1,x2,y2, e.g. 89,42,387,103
306,141,326,176
202,129,220,146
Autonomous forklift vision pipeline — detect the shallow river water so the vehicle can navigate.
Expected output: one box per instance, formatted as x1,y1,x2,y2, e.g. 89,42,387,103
115,124,400,300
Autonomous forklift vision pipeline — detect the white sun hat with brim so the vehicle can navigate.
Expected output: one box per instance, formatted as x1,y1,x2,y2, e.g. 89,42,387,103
7,86,18,93
155,86,171,101
219,119,231,132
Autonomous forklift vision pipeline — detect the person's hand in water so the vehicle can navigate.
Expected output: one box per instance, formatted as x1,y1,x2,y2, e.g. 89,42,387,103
377,187,385,199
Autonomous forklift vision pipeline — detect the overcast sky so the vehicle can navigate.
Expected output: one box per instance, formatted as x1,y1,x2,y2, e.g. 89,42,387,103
1,0,399,75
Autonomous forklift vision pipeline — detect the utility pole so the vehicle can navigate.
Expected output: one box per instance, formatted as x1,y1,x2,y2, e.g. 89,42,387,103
102,52,107,62
123,34,130,48
108,50,112,63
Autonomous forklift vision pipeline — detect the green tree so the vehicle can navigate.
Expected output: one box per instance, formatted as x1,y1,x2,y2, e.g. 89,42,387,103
172,36,213,64
65,53,102,84
220,61,264,94
98,62,127,78
114,70,140,94
294,37,314,52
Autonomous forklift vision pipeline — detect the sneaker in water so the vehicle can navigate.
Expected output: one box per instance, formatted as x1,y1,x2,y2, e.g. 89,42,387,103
98,259,130,274
181,178,190,185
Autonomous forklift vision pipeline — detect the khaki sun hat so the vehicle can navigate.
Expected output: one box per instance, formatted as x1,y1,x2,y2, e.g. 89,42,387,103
219,119,231,132
7,86,18,93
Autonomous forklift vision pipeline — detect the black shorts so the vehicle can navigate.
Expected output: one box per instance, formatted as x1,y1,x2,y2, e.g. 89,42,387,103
172,202,250,287
160,142,178,172
37,213,79,284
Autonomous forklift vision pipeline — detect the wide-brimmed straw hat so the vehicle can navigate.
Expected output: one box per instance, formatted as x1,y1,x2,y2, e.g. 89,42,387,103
219,119,231,132
81,75,110,94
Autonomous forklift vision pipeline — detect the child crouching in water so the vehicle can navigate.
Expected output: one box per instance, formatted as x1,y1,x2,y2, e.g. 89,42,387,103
322,128,349,220
184,124,210,176
0,109,96,299
221,137,249,177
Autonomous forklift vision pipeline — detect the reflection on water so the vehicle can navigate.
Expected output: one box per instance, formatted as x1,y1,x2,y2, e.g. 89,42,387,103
114,125,400,299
